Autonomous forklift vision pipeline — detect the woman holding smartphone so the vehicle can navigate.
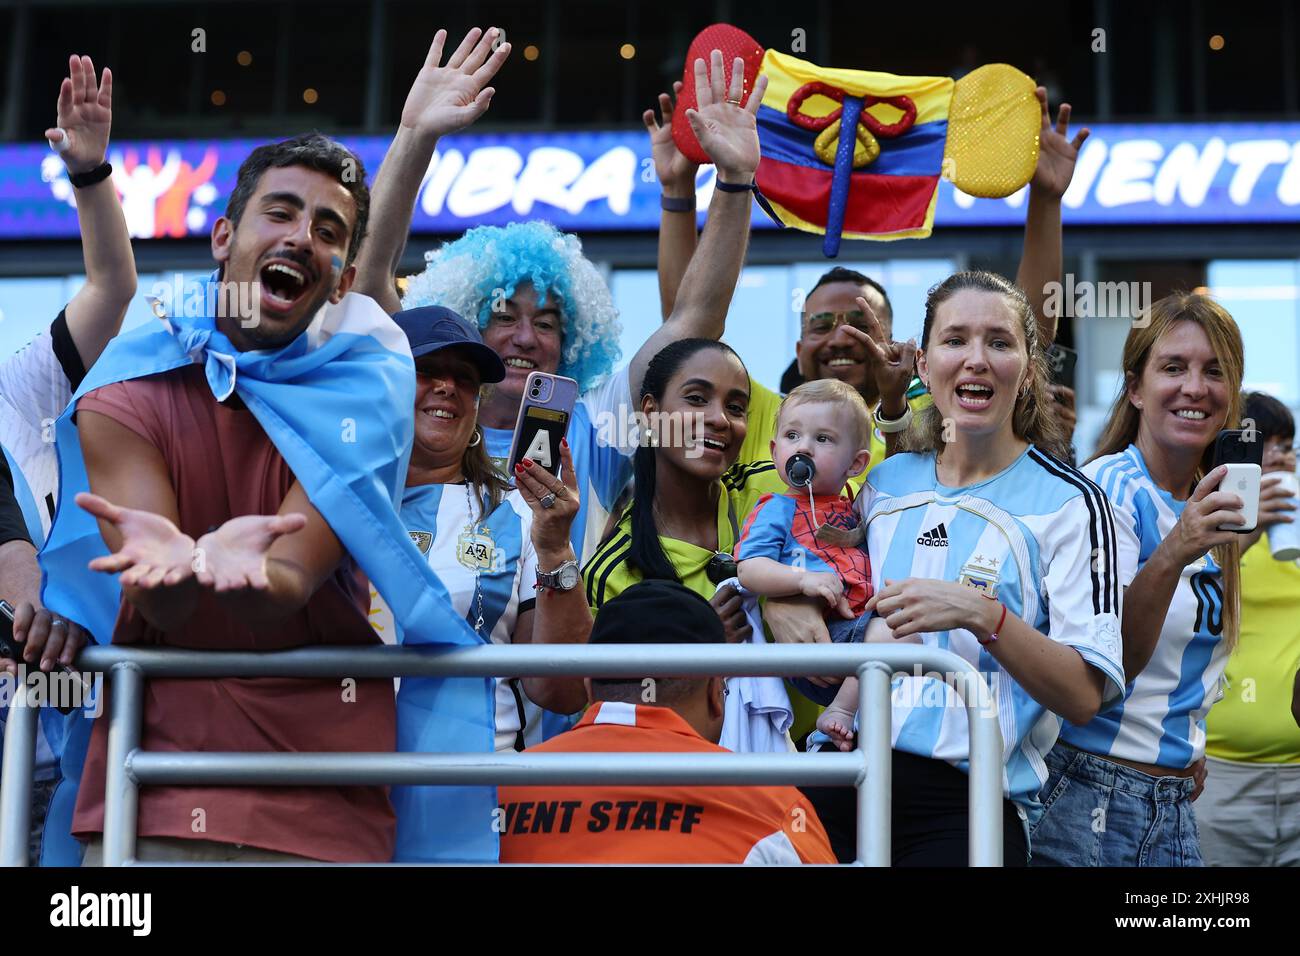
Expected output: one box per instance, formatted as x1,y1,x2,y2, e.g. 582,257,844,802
377,307,592,860
1031,292,1247,867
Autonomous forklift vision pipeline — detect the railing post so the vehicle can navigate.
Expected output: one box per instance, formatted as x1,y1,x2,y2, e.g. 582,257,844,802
0,681,39,866
964,671,1003,867
102,662,144,867
855,661,892,867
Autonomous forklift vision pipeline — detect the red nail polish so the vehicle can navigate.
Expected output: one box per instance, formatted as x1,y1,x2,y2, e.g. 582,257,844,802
522,458,534,468
514,462,524,473
560,438,569,449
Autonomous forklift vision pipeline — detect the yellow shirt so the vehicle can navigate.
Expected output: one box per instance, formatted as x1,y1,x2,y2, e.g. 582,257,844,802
1204,538,1300,763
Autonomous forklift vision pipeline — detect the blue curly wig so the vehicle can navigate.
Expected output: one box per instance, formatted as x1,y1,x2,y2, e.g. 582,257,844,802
400,221,622,392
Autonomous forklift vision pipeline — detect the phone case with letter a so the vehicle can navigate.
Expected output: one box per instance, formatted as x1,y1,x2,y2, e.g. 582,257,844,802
506,372,578,479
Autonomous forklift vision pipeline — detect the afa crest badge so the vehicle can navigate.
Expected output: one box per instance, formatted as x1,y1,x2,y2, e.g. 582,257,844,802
409,531,433,555
958,553,1000,596
458,523,501,572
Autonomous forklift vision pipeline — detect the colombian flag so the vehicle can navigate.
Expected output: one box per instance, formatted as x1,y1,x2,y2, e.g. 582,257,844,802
755,51,953,248
673,25,1040,257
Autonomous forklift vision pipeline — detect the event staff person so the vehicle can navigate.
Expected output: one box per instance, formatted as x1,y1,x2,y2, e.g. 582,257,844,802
803,271,1126,866
353,31,769,562
498,579,835,865
1032,293,1247,867
1197,392,1300,866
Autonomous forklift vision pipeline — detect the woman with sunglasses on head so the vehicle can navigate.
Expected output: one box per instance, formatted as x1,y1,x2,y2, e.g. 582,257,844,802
378,307,592,861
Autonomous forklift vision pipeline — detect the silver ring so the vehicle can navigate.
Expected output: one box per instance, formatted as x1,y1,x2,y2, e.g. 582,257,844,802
539,493,557,509
50,618,68,629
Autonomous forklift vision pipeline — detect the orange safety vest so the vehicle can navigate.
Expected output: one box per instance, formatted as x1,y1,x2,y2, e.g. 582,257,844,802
498,702,835,864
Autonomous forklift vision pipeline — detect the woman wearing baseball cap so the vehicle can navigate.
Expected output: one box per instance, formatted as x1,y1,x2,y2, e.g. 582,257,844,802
380,305,593,861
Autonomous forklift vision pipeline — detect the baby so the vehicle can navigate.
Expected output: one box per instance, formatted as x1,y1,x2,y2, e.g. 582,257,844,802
736,379,881,710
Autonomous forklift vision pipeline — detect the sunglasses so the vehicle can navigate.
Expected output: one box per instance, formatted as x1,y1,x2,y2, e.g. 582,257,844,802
803,310,872,337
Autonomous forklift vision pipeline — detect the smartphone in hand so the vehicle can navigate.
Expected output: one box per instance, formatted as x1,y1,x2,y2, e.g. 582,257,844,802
506,372,578,479
1212,429,1262,532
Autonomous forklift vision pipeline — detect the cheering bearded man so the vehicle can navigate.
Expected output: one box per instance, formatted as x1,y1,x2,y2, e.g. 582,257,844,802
37,29,512,863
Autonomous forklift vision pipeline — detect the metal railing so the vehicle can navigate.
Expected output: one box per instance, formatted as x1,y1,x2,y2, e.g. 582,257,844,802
1,642,1004,866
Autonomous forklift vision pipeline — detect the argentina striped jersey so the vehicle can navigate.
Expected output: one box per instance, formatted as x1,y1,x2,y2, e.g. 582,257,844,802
1060,444,1229,768
861,446,1126,814
372,482,560,753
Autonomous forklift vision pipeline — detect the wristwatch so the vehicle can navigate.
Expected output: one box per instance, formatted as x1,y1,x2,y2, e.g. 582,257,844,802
536,560,581,592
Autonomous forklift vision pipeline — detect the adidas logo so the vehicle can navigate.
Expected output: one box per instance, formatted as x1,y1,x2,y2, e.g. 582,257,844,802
917,523,949,547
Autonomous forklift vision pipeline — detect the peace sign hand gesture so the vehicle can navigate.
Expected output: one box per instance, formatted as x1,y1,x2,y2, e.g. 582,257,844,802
400,27,511,140
46,54,113,176
841,295,917,413
685,50,768,184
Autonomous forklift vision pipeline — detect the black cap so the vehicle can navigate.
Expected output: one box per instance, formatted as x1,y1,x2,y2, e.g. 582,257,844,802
393,306,506,384
590,580,725,646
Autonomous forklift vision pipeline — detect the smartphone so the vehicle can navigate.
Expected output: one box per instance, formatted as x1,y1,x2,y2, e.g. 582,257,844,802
1212,429,1262,532
1046,343,1078,390
506,372,578,479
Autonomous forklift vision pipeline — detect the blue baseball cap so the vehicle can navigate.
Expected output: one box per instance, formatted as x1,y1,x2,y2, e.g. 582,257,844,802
393,306,506,384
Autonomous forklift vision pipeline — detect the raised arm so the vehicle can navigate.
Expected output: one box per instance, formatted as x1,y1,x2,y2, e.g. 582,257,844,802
643,82,700,320
352,28,511,315
48,55,136,369
628,52,768,398
1015,88,1089,346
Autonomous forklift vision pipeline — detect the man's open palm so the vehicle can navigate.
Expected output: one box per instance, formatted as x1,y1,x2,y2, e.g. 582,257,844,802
78,492,196,589
195,513,308,593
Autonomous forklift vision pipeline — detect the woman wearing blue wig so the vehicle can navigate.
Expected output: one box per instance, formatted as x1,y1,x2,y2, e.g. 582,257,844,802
352,31,768,563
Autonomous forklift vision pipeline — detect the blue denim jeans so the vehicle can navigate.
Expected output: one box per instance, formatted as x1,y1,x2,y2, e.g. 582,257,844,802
790,613,868,707
1029,743,1202,867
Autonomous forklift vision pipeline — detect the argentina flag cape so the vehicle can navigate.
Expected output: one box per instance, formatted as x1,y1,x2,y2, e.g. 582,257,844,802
38,272,497,862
